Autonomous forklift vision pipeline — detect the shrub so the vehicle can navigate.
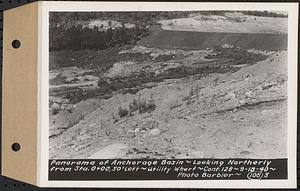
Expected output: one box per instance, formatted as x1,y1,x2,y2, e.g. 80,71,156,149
118,94,156,118
129,98,139,114
182,86,194,105
146,94,156,112
137,99,147,114
183,84,202,105
51,108,60,115
112,112,118,123
132,94,156,114
49,99,54,108
118,106,129,118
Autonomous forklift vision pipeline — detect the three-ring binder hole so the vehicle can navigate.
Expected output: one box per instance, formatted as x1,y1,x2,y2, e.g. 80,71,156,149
11,40,21,49
11,143,21,152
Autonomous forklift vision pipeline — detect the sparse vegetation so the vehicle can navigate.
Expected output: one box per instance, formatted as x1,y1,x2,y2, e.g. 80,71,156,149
183,84,203,105
52,45,268,105
50,12,193,29
50,74,68,85
117,94,156,118
68,113,85,129
51,107,60,115
118,106,129,118
112,112,118,123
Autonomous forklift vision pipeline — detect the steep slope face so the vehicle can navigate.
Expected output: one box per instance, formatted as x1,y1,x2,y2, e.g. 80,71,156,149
49,51,287,159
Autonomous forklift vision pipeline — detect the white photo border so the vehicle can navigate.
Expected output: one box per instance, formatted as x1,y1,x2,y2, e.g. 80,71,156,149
38,1,298,188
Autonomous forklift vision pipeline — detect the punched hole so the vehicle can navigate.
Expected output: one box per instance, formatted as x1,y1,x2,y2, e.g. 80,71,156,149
12,40,21,49
11,143,21,152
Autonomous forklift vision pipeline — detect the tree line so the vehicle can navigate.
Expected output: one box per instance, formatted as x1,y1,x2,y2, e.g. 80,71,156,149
50,11,191,27
241,11,287,18
49,11,193,51
49,24,148,51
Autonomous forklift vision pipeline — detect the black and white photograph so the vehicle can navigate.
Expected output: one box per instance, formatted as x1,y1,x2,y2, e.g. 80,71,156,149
48,10,289,160
1,1,297,188
39,2,299,188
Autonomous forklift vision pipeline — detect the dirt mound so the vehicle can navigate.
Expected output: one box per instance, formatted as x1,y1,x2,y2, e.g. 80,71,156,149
229,51,287,79
158,12,287,34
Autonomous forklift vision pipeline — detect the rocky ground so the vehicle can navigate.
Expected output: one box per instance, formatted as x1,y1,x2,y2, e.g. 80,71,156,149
49,45,287,159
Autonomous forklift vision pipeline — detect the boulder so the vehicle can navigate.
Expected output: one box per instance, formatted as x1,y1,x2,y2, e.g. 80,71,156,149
239,100,245,105
232,117,238,123
245,91,254,98
52,103,61,110
126,130,136,138
134,128,140,134
79,134,91,140
149,128,161,136
224,92,236,101
191,151,204,158
89,123,96,128
175,151,204,159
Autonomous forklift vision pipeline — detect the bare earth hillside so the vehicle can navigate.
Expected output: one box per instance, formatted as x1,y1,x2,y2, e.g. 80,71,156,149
158,12,287,34
49,47,287,159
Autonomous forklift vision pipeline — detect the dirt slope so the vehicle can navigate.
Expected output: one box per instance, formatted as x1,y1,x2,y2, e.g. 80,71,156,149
158,12,287,34
49,51,287,159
